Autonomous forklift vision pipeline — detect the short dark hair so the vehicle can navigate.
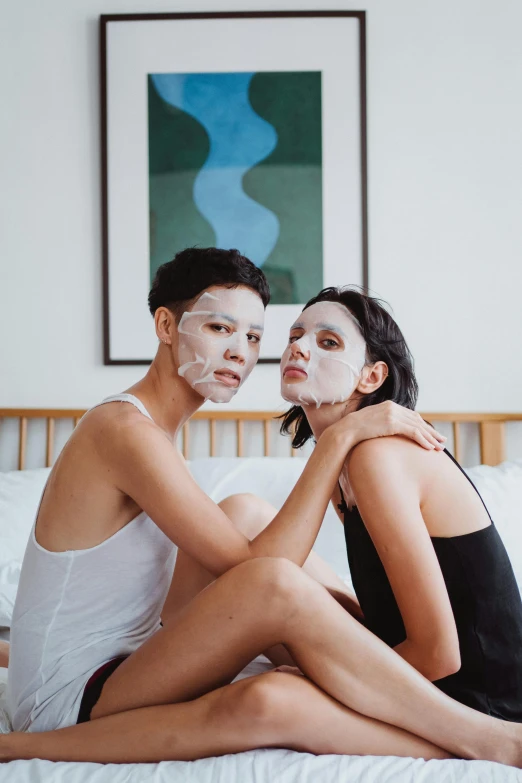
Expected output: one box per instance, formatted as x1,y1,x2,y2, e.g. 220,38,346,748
280,286,419,448
148,247,271,318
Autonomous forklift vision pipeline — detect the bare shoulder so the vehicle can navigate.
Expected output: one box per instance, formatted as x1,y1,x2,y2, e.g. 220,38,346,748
80,402,171,461
347,435,443,476
348,434,416,462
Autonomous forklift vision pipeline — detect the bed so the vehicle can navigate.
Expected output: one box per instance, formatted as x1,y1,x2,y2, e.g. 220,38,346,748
1,408,522,782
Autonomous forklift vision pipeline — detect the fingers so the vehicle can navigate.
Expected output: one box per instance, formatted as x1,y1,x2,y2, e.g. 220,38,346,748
386,403,446,451
346,401,447,452
406,426,438,450
408,411,446,450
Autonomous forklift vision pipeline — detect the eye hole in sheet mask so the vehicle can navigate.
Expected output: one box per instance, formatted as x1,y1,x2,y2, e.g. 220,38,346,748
177,288,265,403
280,301,367,408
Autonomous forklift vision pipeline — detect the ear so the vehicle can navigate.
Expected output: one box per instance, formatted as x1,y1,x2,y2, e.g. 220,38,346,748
356,361,388,396
154,306,175,346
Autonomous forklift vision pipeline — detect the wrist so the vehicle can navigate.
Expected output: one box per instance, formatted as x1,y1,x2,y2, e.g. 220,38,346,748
321,423,357,455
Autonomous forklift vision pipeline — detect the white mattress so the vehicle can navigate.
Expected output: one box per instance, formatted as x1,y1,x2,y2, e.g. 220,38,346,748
0,667,521,782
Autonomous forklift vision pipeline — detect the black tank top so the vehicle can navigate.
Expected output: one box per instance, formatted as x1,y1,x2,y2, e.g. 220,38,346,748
340,450,522,722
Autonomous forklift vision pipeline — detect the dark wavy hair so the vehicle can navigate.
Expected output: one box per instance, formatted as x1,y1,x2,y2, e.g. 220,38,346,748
148,247,270,318
280,287,418,448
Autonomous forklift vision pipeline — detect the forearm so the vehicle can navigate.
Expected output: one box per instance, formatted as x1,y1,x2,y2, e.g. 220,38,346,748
248,430,353,566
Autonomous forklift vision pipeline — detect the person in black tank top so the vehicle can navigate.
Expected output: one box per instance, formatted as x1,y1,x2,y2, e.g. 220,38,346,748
280,286,522,723
338,456,522,722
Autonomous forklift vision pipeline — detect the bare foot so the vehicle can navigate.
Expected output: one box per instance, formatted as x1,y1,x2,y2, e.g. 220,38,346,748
0,734,16,762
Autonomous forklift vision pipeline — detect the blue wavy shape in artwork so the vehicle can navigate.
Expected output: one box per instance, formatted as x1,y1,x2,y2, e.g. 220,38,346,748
151,73,280,266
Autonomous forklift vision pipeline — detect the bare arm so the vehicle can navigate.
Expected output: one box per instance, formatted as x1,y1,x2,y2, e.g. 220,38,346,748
106,402,446,580
347,437,461,682
249,403,444,580
107,419,351,577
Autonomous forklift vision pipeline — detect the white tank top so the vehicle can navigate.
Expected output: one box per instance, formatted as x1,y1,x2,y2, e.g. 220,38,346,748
7,394,177,732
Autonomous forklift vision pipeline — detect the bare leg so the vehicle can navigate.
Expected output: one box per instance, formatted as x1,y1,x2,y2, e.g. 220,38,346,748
163,493,360,666
0,642,8,669
3,561,520,765
82,558,519,765
2,672,450,763
163,494,356,622
219,494,358,608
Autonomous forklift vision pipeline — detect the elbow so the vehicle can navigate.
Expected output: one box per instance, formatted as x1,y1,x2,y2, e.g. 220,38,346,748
428,646,461,681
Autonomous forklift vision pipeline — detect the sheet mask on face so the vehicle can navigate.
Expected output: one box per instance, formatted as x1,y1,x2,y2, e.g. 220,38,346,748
177,288,265,403
280,301,367,408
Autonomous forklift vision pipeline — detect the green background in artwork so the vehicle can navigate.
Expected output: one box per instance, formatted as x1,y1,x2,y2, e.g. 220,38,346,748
148,76,215,282
148,71,323,304
244,71,323,305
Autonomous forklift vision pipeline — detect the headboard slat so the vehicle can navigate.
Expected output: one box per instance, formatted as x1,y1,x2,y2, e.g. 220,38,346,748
46,418,55,468
263,420,271,457
236,420,244,458
480,421,506,466
209,419,216,458
452,422,462,464
182,423,190,460
18,417,27,471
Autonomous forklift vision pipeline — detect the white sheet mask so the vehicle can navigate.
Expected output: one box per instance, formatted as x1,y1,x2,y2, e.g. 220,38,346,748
280,301,367,408
177,288,265,403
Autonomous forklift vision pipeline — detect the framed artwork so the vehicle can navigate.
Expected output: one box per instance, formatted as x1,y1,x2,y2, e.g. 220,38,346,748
101,11,368,364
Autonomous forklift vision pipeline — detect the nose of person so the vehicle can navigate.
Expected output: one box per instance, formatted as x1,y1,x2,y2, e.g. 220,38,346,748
224,335,247,366
290,339,310,362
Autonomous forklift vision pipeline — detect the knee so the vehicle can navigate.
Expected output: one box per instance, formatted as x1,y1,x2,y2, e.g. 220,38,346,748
239,675,293,726
219,492,259,518
232,557,310,615
218,493,276,539
263,557,307,601
212,674,294,736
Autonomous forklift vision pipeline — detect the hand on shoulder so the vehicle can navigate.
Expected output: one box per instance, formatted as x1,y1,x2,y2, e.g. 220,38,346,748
334,401,446,453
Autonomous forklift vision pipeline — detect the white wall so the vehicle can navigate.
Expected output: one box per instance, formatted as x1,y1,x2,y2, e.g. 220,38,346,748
1,0,521,414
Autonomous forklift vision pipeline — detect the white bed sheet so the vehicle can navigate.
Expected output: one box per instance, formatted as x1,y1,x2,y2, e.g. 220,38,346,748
1,752,520,783
0,667,521,782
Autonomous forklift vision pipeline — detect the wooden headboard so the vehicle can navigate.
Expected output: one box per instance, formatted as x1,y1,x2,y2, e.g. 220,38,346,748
1,408,521,470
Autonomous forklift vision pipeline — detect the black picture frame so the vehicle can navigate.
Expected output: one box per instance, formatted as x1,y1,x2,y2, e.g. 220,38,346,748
101,11,368,365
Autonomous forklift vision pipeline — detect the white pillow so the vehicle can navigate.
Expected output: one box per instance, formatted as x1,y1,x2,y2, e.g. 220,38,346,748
0,468,50,567
0,468,50,628
0,562,21,628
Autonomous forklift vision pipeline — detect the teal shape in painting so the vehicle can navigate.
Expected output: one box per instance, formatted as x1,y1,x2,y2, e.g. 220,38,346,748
151,72,280,267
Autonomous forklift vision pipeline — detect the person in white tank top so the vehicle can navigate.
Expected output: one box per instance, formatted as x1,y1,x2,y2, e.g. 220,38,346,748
3,248,522,769
8,394,176,731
